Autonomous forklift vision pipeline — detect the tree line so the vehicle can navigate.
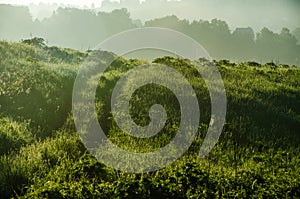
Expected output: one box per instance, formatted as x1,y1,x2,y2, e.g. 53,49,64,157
0,4,299,65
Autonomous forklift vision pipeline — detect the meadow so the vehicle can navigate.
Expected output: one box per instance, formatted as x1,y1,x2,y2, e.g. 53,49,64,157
0,38,299,198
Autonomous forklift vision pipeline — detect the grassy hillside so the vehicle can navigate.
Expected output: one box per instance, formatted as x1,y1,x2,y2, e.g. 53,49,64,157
0,39,299,198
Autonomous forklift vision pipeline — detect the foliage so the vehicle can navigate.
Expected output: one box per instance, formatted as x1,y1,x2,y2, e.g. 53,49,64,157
1,4,300,65
0,116,33,155
0,40,299,198
21,37,46,48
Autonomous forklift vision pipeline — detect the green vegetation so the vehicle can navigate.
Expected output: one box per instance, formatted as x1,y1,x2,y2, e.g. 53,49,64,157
1,4,300,65
0,39,299,198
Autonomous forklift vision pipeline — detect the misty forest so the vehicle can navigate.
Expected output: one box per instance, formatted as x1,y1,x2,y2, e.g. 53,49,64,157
0,2,300,199
1,4,300,65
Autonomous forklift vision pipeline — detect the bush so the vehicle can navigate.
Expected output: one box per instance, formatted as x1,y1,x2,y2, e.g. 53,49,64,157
0,133,86,198
0,116,33,155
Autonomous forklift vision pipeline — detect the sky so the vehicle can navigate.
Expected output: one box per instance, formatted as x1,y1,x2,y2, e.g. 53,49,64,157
0,0,299,32
0,0,105,7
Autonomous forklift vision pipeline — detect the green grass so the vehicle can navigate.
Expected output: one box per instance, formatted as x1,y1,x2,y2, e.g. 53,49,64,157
0,40,299,198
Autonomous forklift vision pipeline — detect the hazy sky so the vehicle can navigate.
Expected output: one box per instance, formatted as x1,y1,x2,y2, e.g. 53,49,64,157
0,0,105,7
0,0,299,32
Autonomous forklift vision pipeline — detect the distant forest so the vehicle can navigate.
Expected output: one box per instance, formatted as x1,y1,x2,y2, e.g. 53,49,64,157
1,4,300,65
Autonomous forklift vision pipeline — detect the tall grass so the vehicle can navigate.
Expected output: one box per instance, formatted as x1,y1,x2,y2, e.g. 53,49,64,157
0,40,299,198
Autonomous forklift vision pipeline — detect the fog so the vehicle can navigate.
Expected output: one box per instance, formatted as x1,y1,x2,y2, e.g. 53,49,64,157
0,1,300,65
1,0,299,32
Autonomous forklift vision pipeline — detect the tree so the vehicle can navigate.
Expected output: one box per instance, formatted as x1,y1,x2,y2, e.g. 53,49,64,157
22,37,46,47
279,28,297,46
255,28,279,62
231,27,255,60
293,27,300,44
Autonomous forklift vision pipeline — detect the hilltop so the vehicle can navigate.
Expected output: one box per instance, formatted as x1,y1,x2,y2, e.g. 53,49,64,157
0,40,299,198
